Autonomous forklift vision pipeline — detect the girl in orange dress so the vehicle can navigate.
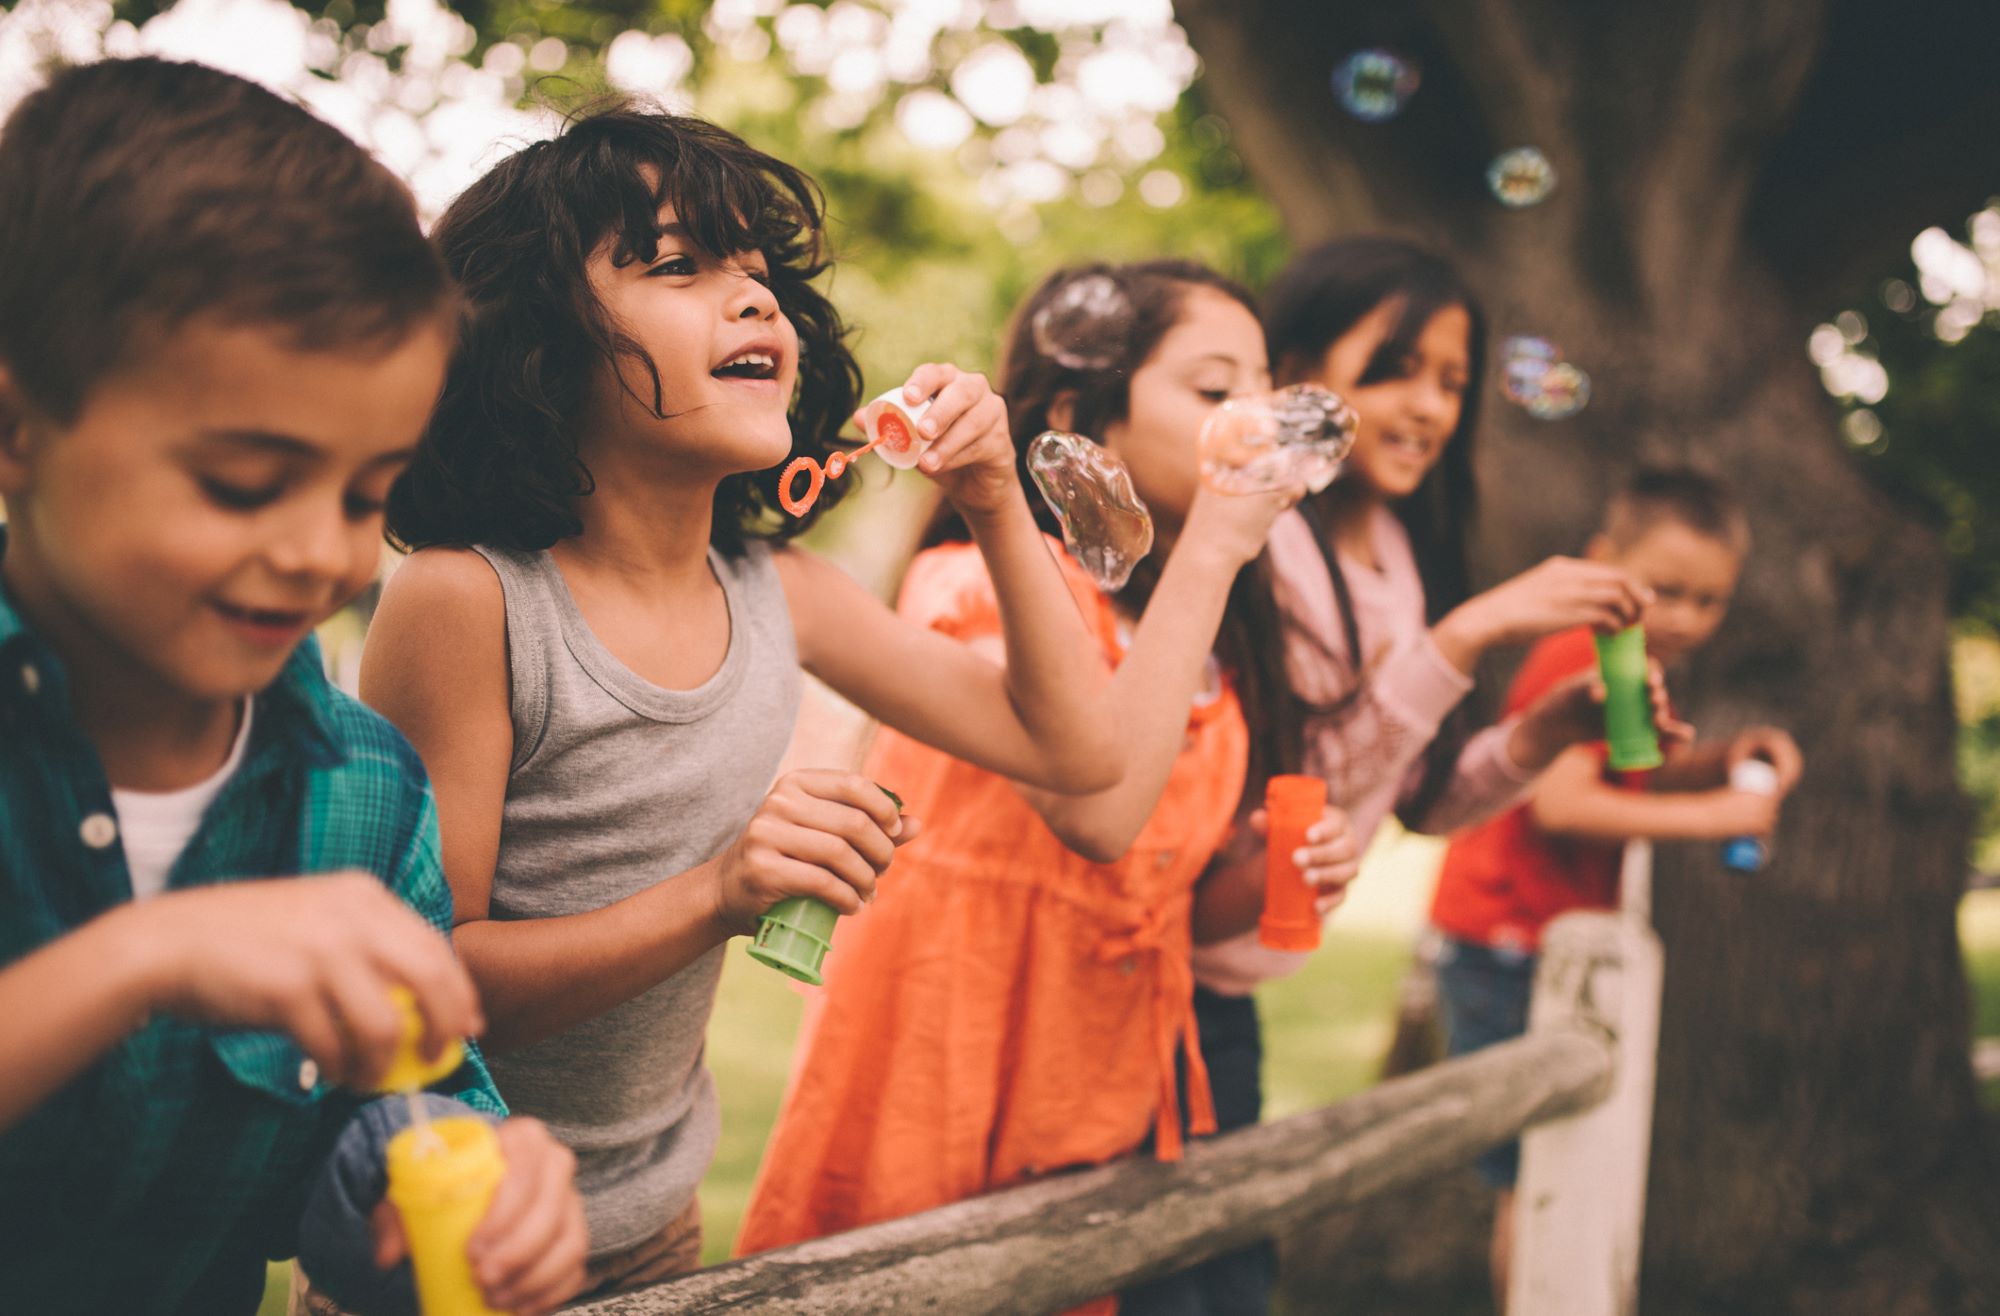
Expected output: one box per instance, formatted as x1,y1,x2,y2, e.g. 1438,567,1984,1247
737,261,1360,1311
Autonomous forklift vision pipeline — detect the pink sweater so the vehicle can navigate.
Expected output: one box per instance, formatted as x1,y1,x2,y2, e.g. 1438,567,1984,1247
1191,506,1537,995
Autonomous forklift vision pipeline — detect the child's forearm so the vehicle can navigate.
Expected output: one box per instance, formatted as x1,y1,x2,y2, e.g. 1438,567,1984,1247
1530,784,1745,844
1191,844,1266,944
0,906,160,1131
451,865,730,1055
1017,534,1244,863
963,496,1121,793
1647,741,1732,792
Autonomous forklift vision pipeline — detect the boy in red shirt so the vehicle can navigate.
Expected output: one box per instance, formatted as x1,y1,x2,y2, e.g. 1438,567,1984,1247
1429,467,1802,1308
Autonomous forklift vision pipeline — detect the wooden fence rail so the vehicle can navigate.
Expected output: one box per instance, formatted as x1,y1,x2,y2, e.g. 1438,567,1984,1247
570,913,1633,1315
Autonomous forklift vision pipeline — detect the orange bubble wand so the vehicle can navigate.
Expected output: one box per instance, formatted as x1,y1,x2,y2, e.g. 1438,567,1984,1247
778,392,930,517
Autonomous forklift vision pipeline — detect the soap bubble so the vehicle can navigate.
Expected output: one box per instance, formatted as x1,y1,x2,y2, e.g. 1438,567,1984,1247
1499,337,1559,407
1331,50,1418,122
1031,273,1136,371
1199,384,1358,495
1487,147,1556,207
1497,337,1588,418
1523,362,1590,420
1027,431,1154,592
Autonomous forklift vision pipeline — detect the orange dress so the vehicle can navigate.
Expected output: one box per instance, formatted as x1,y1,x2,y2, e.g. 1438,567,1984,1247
737,544,1249,1312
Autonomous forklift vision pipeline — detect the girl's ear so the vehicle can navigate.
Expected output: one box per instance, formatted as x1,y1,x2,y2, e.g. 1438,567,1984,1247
1047,389,1078,433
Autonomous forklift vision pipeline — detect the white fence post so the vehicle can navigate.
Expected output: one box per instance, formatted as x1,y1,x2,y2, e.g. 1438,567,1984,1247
1508,843,1663,1316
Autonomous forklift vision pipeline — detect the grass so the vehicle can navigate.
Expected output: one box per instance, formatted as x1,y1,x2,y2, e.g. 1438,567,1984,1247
257,857,2000,1314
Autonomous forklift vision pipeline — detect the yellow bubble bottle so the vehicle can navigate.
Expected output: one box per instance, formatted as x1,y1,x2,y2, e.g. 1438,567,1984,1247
385,1117,506,1316
375,987,501,1316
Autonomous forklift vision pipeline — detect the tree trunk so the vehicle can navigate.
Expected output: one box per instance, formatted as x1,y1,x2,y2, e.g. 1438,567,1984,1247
1174,1,2000,1310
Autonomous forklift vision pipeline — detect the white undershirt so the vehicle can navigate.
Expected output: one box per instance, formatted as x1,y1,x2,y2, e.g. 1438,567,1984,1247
110,699,254,901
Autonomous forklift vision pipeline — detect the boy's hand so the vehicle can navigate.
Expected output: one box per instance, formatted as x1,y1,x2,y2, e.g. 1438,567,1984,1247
1245,802,1361,917
370,1117,588,1316
1514,661,1692,769
131,874,482,1089
895,364,1018,516
706,770,920,934
1709,785,1782,839
1729,727,1802,793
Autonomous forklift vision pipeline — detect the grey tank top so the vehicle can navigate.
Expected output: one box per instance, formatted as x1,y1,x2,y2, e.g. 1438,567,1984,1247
470,541,799,1257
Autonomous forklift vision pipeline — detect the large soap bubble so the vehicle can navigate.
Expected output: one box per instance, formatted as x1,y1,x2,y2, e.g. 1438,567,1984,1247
1487,147,1556,207
1331,50,1418,122
1199,384,1358,495
1027,431,1154,593
1030,273,1136,372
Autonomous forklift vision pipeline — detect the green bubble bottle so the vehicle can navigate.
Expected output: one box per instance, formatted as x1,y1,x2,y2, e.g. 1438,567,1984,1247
1595,625,1663,771
748,785,902,986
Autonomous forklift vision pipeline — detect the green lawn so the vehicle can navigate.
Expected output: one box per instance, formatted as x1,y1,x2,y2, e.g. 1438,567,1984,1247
258,875,2000,1314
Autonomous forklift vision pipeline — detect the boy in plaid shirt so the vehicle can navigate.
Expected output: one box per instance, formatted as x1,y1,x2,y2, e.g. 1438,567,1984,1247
0,59,584,1315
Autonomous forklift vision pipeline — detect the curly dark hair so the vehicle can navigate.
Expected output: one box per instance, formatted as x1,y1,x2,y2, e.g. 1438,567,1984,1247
931,259,1316,792
387,104,862,556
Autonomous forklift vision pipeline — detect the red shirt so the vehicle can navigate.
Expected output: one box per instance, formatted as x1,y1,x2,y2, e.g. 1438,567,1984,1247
1429,628,1636,952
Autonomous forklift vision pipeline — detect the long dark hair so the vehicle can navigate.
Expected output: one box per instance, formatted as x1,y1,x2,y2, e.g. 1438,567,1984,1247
1263,236,1488,827
387,104,861,555
929,259,1309,792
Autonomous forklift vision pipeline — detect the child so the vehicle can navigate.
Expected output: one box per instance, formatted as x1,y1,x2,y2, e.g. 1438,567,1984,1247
0,58,583,1316
1132,236,1656,1316
735,261,1356,1310
359,107,1121,1292
1430,465,1800,1307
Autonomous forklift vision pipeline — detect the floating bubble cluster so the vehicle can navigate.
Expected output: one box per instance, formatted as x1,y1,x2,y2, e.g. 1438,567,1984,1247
1487,147,1556,207
1524,362,1590,420
1031,273,1136,372
1199,384,1358,495
1499,337,1590,420
1027,430,1155,592
1331,49,1418,122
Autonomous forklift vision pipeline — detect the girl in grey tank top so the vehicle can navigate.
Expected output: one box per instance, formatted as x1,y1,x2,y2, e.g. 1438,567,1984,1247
370,107,1119,1284
469,542,798,1255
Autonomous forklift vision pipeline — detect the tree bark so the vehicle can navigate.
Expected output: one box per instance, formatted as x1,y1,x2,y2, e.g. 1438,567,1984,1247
1175,1,2000,1311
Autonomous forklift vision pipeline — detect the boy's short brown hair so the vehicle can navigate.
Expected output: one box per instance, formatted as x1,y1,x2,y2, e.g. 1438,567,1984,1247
0,57,450,423
1603,465,1751,555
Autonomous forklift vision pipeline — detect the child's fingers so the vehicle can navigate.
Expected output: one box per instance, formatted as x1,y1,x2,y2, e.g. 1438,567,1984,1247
918,393,1008,475
475,1124,582,1307
914,368,985,435
780,795,898,873
274,987,353,1088
762,856,871,914
370,1199,407,1270
365,924,484,1055
323,963,412,1090
780,829,884,901
1313,889,1349,918
493,1206,590,1316
890,812,924,848
899,361,960,407
794,770,904,837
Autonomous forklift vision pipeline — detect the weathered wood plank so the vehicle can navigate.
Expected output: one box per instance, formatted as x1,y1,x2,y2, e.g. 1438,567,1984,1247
1512,904,1664,1316
567,1026,1612,1315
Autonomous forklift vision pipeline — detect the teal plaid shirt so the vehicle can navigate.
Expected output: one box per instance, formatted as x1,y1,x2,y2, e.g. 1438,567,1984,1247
0,542,504,1315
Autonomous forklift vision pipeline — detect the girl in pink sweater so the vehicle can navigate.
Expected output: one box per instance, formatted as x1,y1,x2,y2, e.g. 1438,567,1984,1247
1125,237,1652,1316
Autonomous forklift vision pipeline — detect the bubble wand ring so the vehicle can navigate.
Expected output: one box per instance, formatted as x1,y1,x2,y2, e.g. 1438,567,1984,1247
778,434,886,517
777,391,930,517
